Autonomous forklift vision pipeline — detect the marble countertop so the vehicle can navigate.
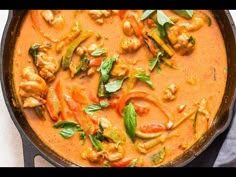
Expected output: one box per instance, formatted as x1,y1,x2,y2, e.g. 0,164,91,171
1,10,236,167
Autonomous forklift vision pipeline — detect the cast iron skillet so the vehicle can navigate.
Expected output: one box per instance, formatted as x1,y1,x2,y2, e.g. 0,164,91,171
1,10,236,167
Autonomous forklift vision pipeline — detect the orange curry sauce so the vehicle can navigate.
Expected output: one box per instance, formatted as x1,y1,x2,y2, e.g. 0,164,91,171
13,10,227,167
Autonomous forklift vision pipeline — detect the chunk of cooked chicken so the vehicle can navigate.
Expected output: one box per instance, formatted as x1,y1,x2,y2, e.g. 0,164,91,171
88,10,113,25
163,83,178,101
41,10,64,28
178,11,208,32
120,37,141,53
167,25,195,55
19,67,48,108
36,53,60,82
29,43,60,82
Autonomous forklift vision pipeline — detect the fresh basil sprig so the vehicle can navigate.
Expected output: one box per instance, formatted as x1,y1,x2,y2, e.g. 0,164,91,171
140,10,155,21
149,51,164,73
105,77,127,93
84,100,109,115
135,72,153,88
173,10,194,19
54,121,85,143
99,54,119,83
124,103,137,142
89,134,103,151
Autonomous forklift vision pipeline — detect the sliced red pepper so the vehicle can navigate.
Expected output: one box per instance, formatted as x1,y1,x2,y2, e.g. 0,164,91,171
110,158,132,167
117,90,157,116
64,94,97,134
139,123,166,133
46,86,61,121
55,80,70,120
118,10,127,20
117,90,172,121
89,58,102,67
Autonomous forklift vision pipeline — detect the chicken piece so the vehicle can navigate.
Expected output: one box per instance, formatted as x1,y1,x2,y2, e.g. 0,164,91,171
88,10,112,25
36,53,60,82
163,83,178,101
19,67,48,108
178,11,208,32
120,37,141,53
41,10,64,28
167,25,195,55
29,43,60,82
122,20,134,36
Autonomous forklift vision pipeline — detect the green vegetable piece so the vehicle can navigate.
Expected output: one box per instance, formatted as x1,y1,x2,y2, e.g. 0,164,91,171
105,77,127,93
140,10,155,21
97,79,107,98
103,127,126,143
54,121,85,141
62,30,93,70
135,72,153,88
29,43,40,64
91,48,107,57
124,103,137,142
150,147,166,165
89,134,103,151
84,100,109,114
157,10,174,26
174,10,194,19
99,54,119,83
34,106,44,119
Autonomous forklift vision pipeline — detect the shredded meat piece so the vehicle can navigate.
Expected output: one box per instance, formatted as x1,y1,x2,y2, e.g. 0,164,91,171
19,67,48,108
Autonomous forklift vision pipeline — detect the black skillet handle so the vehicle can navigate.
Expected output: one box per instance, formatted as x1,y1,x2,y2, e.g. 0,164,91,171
21,133,40,167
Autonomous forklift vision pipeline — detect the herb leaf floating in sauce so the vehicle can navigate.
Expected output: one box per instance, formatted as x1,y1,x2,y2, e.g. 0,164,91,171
149,51,163,72
157,10,174,26
156,10,174,44
105,77,127,93
54,121,85,143
124,103,137,142
91,48,107,57
173,10,194,19
140,10,155,21
135,72,153,88
99,54,119,83
84,100,110,114
150,147,166,165
89,134,103,151
29,43,40,64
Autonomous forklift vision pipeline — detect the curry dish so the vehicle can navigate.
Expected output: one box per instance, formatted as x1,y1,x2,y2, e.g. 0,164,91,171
12,10,227,167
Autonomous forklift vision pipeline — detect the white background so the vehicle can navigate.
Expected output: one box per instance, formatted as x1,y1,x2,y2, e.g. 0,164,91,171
0,10,236,167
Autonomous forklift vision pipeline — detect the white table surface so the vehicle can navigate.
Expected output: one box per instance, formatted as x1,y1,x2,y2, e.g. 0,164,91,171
1,10,236,167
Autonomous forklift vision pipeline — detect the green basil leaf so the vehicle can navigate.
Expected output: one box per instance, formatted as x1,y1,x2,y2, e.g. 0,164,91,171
149,58,158,71
157,10,174,26
53,121,78,128
29,43,40,64
60,126,77,139
79,131,86,144
84,104,102,114
174,10,194,19
99,54,119,83
124,103,137,142
140,10,156,21
105,77,127,93
150,147,166,165
89,134,103,151
84,100,110,114
135,72,153,88
99,100,110,108
54,121,85,140
91,48,107,57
